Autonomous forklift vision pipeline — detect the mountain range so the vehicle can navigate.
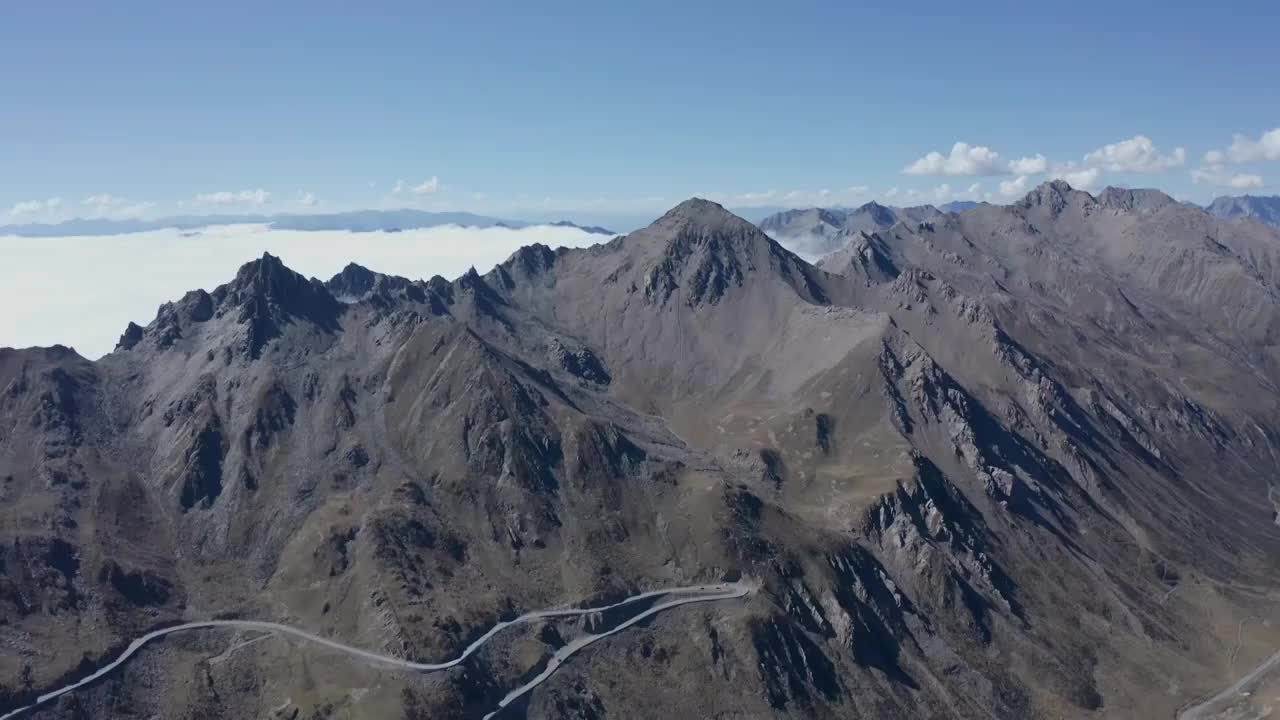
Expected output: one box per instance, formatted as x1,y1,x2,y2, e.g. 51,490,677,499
759,193,1280,261
2,182,1280,719
1205,194,1280,228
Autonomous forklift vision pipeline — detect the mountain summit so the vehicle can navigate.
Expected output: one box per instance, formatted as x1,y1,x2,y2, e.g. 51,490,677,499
651,197,757,234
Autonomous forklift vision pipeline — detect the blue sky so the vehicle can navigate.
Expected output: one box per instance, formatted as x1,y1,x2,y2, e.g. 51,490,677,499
3,0,1279,228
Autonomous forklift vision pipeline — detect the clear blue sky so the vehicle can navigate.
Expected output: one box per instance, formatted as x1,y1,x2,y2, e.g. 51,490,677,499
3,0,1278,227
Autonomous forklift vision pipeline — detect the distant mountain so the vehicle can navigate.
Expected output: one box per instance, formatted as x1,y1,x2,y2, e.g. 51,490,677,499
940,200,980,212
0,209,610,237
756,201,944,259
269,209,520,232
547,220,615,235
1205,194,1280,228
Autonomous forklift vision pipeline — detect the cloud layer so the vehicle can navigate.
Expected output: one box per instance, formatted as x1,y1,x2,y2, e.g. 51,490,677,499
0,223,604,359
8,198,63,218
194,189,273,207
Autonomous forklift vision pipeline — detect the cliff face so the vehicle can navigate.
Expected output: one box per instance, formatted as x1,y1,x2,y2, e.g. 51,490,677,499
3,190,1279,720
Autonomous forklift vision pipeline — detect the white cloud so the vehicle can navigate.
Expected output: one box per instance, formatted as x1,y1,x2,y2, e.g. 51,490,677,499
905,134,1186,188
7,198,63,218
83,194,122,210
904,142,1006,176
194,191,234,205
389,177,441,197
1191,164,1264,190
9,200,45,217
1223,128,1280,164
0,223,608,359
1203,150,1226,165
1054,165,1102,190
1082,135,1185,173
9,200,46,217
297,191,317,207
992,165,1099,199
737,189,778,205
411,177,441,195
194,189,272,207
702,186,870,208
1230,174,1265,189
1008,154,1048,175
967,182,982,195
998,175,1033,198
931,183,953,202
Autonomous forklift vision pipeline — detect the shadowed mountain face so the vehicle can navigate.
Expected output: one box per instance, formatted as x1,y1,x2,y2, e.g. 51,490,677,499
2,188,1280,719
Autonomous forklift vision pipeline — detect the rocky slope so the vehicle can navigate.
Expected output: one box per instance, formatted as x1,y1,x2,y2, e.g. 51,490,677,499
2,185,1279,719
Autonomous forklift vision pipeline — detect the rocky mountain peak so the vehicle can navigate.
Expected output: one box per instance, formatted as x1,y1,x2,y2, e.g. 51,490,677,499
817,230,900,285
116,322,144,351
454,265,510,319
114,288,215,353
856,201,898,226
1095,186,1177,213
488,244,563,296
653,197,758,237
228,253,317,300
815,208,848,225
632,199,829,306
1016,179,1089,215
505,243,559,277
216,253,342,358
326,262,378,298
756,207,852,239
324,262,435,309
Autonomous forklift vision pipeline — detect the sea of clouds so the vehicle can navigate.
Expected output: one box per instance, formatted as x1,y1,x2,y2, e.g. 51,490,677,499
0,223,605,359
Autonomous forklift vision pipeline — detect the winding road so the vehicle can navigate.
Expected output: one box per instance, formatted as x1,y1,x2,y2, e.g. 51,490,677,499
1,582,750,720
1177,648,1280,720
